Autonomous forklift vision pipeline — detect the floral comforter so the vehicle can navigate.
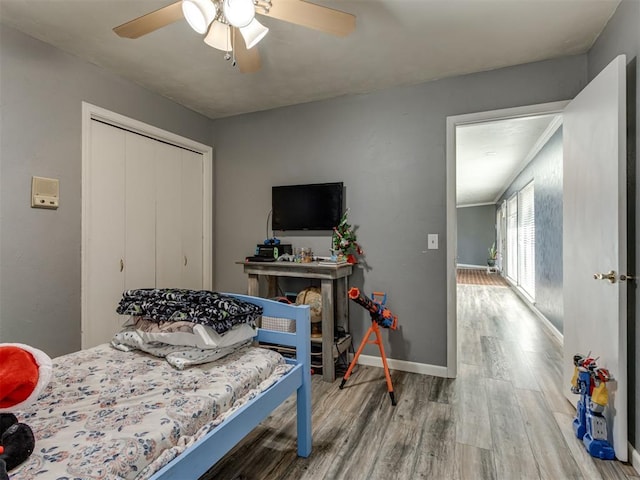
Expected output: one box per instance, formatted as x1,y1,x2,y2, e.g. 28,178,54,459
11,344,291,480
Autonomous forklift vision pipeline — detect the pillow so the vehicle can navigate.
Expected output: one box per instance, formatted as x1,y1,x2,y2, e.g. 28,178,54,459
133,318,195,333
132,318,256,349
111,328,252,370
116,289,263,334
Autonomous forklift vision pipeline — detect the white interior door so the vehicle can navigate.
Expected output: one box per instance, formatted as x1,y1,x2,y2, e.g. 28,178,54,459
85,121,126,348
563,54,627,461
155,142,184,288
125,132,156,290
181,150,204,290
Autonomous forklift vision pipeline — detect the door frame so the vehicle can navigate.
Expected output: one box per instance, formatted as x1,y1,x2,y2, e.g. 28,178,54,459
445,100,568,377
81,102,214,348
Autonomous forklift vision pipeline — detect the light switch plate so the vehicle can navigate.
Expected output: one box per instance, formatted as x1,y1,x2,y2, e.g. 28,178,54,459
428,234,438,250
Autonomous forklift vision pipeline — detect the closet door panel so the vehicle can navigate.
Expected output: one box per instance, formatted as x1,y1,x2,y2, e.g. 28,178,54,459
86,121,126,348
155,142,183,288
125,132,156,290
181,150,204,290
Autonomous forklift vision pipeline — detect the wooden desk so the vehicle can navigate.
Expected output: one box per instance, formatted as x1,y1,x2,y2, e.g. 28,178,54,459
239,261,353,381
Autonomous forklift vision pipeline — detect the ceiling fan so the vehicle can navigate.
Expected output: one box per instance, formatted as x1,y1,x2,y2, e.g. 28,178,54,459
113,0,356,73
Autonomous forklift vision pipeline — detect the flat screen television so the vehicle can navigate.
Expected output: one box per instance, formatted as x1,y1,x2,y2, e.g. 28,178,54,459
272,182,344,231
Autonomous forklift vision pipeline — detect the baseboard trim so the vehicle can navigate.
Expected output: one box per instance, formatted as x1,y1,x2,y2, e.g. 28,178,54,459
506,279,563,343
357,354,449,378
456,263,486,270
630,443,640,475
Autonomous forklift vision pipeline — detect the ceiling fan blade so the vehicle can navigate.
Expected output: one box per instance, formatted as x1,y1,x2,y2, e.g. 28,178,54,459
258,0,355,37
231,28,261,73
113,1,184,39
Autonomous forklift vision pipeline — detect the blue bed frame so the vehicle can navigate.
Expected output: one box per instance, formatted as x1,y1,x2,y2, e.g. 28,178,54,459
149,294,312,480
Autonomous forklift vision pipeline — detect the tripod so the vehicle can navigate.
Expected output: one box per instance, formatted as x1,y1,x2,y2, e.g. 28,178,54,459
339,288,397,406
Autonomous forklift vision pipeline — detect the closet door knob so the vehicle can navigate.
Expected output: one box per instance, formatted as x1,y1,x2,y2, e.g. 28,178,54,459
184,256,188,266
120,259,124,272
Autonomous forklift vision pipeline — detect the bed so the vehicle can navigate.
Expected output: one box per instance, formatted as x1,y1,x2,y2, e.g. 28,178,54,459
11,293,312,480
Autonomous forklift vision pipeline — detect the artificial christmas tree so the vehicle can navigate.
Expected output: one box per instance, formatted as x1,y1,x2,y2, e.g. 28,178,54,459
332,209,363,264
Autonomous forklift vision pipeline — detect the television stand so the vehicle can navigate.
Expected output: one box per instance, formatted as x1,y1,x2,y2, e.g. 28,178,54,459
238,260,353,382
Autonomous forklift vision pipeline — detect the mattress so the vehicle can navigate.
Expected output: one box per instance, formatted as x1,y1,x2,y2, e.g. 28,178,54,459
11,344,291,480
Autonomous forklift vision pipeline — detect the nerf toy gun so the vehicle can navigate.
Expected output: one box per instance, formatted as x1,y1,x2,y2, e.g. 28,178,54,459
348,288,398,330
340,287,398,405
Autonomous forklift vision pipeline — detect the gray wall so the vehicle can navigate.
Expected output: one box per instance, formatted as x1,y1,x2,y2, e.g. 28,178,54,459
586,0,640,450
0,25,213,357
212,56,587,366
456,205,496,266
498,128,564,333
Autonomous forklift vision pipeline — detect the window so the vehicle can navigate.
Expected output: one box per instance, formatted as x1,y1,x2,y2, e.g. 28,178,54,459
518,182,535,299
506,195,518,281
496,205,504,271
503,182,535,300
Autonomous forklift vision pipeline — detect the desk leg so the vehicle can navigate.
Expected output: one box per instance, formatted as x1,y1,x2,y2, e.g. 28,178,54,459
335,276,349,332
247,274,259,297
267,276,277,298
321,278,335,382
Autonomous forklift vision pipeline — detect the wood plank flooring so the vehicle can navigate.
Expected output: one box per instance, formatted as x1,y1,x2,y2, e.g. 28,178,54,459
201,284,638,479
457,268,510,286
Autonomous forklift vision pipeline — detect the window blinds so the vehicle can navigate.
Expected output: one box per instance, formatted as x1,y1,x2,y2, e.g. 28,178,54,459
518,182,535,299
506,195,518,282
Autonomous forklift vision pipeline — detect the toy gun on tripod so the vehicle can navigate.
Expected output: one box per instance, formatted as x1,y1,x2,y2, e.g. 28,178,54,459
341,287,398,405
348,288,398,329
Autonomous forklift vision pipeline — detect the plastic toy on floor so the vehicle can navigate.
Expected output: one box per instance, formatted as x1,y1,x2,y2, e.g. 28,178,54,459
0,344,53,479
570,353,615,460
339,288,398,405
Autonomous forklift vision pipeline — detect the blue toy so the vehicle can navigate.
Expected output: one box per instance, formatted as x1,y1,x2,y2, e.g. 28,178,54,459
570,354,615,460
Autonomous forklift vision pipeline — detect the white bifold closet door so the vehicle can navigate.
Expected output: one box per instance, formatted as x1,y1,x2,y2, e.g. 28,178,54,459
125,131,156,290
85,120,204,348
180,149,204,289
155,143,203,290
87,121,127,348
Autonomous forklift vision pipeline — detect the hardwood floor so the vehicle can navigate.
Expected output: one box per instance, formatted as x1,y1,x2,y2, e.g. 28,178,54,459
202,284,639,479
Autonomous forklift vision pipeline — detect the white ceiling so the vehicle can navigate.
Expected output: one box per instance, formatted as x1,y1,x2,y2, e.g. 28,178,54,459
456,114,561,206
0,0,619,204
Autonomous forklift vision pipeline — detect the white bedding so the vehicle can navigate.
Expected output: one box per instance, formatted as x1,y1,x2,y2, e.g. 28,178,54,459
122,317,257,350
111,323,256,369
11,344,291,480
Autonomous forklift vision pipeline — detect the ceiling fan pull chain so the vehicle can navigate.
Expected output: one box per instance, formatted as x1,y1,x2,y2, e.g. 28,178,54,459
231,28,237,66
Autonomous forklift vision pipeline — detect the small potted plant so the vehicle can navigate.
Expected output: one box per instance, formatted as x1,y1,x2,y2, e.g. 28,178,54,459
487,242,497,267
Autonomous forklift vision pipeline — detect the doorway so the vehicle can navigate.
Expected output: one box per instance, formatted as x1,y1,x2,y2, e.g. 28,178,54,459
445,100,568,378
447,55,629,462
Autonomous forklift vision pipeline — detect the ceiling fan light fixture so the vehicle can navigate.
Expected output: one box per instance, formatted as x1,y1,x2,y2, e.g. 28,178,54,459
223,0,256,28
239,18,269,49
204,20,232,51
182,0,217,34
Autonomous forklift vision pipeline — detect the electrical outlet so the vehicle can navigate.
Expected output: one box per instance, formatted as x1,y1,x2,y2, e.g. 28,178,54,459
428,234,438,250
